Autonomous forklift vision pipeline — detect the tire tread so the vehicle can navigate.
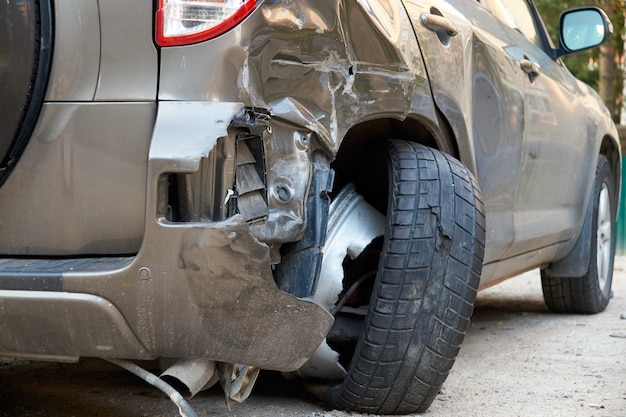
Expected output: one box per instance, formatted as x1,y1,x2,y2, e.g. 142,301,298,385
326,141,485,414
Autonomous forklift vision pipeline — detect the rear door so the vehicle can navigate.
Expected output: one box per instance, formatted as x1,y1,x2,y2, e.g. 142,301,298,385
485,0,595,258
404,0,597,269
402,0,527,264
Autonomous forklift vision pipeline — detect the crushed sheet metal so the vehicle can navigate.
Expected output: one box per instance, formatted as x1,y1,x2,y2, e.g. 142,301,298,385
178,225,333,370
160,1,435,154
255,0,424,153
149,101,244,173
219,362,261,406
61,102,334,369
295,339,347,381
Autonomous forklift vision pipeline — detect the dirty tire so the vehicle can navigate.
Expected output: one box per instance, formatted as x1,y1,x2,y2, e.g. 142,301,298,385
541,154,616,314
325,141,486,414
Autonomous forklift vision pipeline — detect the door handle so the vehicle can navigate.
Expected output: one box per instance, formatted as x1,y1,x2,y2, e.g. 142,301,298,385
420,13,458,37
520,56,541,79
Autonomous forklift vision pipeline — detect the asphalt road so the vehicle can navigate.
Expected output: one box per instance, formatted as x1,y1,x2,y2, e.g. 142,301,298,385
1,259,625,417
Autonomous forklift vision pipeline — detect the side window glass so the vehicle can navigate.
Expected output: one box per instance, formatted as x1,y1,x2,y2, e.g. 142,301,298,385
484,0,542,47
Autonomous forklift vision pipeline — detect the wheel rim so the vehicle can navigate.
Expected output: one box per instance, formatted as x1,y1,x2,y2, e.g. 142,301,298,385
295,184,385,381
314,184,385,310
596,182,612,289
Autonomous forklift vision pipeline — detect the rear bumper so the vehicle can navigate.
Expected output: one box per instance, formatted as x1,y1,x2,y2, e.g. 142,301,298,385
0,101,333,371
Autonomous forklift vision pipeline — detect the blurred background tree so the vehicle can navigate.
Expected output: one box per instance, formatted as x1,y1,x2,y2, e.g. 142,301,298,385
534,0,625,122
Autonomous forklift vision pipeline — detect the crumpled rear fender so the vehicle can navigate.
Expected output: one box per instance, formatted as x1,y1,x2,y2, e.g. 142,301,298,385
157,0,442,302
159,0,438,155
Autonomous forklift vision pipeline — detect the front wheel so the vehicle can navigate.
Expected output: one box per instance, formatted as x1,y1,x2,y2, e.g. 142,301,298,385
541,154,616,314
325,141,485,414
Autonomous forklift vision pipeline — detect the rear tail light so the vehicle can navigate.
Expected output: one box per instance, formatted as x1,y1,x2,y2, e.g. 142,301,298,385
156,0,257,47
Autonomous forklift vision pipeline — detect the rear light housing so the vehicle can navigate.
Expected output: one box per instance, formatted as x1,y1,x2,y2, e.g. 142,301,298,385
156,0,257,47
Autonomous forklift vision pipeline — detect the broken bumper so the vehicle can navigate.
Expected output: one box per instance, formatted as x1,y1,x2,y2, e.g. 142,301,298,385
0,101,333,371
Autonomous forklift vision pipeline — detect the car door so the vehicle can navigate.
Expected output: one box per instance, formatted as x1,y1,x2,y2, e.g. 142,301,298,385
486,0,595,259
402,0,528,265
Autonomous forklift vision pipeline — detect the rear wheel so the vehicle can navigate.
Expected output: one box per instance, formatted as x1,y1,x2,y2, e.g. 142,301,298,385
541,154,616,314
0,0,52,185
325,141,485,414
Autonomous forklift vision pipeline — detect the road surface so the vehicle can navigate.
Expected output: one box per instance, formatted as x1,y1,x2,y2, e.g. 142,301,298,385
1,258,625,417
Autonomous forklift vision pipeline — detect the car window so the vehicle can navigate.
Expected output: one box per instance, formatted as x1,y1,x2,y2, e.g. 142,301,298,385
482,0,542,48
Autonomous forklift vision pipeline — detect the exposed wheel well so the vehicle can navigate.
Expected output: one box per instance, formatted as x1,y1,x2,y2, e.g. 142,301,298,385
331,117,453,214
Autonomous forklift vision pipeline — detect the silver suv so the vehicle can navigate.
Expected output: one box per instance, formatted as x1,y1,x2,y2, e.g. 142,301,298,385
1,0,619,414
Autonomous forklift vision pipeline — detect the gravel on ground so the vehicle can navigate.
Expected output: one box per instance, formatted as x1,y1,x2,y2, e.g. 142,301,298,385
1,258,625,417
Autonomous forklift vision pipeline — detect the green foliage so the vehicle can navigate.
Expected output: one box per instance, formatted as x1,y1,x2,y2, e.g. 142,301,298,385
563,53,599,88
534,0,598,82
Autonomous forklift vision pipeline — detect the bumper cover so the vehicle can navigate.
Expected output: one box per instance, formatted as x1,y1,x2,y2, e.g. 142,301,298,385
0,102,333,371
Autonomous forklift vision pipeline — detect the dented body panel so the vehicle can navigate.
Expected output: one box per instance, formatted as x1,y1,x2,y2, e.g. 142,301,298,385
159,1,436,154
402,0,619,286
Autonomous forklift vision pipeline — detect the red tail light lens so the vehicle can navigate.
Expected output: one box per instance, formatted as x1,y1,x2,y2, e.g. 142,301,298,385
156,0,257,47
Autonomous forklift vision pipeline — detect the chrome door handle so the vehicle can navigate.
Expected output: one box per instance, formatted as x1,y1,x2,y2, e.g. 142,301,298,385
420,13,458,37
520,56,541,78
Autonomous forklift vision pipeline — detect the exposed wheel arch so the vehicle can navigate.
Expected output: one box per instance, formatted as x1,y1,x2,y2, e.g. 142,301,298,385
332,116,458,213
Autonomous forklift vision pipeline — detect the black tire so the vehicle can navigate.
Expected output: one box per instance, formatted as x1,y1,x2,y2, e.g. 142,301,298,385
325,141,485,414
0,0,52,185
541,154,616,314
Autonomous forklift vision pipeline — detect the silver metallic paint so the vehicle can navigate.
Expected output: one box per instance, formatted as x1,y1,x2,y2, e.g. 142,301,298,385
0,102,153,255
55,101,335,370
159,0,436,154
46,0,100,101
95,0,158,100
0,290,150,360
403,0,619,285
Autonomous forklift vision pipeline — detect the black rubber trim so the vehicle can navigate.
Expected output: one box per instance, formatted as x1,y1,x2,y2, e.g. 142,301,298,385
0,0,54,187
0,257,133,291
0,275,62,291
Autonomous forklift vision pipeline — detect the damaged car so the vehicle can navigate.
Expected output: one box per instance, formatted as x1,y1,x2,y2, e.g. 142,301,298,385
0,0,619,414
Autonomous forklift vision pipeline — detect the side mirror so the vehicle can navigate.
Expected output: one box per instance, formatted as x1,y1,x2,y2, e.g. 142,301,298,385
557,7,613,56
